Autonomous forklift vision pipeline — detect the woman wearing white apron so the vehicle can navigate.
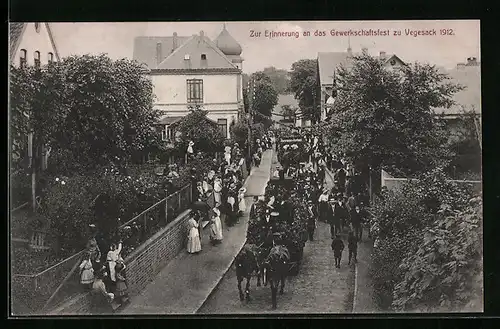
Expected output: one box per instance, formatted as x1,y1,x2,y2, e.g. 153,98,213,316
209,208,223,245
187,216,202,254
213,178,222,206
238,187,247,216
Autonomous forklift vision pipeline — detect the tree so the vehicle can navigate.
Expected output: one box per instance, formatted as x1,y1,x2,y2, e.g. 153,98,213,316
173,107,225,153
289,59,320,123
10,63,70,210
328,54,463,177
47,55,161,172
230,117,250,147
262,66,291,94
250,72,278,128
370,167,478,311
10,64,69,170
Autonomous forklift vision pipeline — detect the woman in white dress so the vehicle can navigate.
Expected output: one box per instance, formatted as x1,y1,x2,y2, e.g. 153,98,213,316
187,216,202,254
106,242,122,293
213,178,222,205
209,207,223,245
238,187,247,215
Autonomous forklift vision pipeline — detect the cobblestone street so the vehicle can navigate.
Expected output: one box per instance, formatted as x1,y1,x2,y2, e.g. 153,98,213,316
198,168,355,314
198,221,355,314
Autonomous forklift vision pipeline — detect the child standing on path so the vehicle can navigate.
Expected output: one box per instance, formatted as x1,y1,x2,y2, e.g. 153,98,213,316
347,231,358,265
331,235,345,268
114,261,129,307
79,252,94,291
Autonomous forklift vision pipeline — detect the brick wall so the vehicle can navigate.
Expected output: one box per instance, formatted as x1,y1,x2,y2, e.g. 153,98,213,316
50,209,193,315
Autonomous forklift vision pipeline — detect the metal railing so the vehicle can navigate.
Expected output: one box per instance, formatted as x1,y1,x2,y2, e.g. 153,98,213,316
11,184,193,314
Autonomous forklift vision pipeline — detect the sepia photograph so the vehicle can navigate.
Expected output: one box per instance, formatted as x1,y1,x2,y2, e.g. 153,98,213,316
9,20,482,316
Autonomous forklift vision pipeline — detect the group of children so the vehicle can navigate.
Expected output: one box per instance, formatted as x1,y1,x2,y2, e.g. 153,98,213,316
81,230,130,312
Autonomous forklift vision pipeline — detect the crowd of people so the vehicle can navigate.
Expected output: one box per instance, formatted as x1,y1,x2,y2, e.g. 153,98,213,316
186,136,274,254
275,130,372,268
81,225,129,314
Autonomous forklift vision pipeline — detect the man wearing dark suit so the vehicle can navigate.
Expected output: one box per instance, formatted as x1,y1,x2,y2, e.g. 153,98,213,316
307,200,317,241
349,205,362,241
328,199,340,238
334,198,349,232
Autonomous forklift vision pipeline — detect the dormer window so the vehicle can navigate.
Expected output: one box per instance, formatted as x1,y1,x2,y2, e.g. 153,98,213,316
201,54,207,60
34,51,41,68
20,49,27,68
48,52,54,63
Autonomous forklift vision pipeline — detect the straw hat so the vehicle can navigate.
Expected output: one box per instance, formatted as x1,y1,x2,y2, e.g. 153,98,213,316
270,212,280,217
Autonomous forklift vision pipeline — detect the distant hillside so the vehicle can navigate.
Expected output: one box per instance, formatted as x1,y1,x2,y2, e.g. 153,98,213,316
262,67,291,94
244,67,291,94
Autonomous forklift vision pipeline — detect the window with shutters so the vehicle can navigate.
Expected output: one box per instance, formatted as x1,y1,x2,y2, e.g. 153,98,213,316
48,52,54,63
187,79,203,103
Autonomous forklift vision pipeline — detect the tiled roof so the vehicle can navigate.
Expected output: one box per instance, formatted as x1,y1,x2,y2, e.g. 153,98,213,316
134,34,238,71
317,52,353,85
9,23,25,59
157,35,237,70
434,65,481,116
133,36,190,69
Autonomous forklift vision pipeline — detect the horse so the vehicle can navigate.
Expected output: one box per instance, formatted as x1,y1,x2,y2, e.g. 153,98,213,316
235,243,266,302
262,244,291,309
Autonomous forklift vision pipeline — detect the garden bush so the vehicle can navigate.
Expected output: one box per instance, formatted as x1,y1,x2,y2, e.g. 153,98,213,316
370,167,479,312
392,197,482,312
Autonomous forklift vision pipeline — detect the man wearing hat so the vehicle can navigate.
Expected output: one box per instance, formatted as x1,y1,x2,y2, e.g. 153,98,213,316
307,200,317,241
328,198,341,238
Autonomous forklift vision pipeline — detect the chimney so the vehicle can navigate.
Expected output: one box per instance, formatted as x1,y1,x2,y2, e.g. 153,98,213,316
156,42,162,66
362,47,368,55
347,47,352,56
172,32,178,52
200,30,204,37
380,51,386,59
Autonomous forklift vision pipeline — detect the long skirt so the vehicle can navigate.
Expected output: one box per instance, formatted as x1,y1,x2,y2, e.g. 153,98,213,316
210,217,223,242
238,197,246,213
187,227,202,253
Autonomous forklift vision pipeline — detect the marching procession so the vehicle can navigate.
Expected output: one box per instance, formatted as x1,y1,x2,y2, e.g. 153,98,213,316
222,127,374,309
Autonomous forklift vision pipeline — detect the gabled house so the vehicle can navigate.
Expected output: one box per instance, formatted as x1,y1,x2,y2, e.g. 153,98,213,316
317,48,405,121
10,22,60,68
10,23,61,170
133,24,244,141
434,57,481,148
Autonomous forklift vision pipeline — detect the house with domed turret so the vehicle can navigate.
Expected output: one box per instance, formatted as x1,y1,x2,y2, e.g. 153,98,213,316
133,24,244,140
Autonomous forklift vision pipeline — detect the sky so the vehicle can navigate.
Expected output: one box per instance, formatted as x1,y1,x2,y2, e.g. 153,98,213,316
50,20,480,74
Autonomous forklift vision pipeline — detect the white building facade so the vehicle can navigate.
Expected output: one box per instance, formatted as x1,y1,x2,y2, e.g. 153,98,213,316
133,25,244,140
10,22,60,68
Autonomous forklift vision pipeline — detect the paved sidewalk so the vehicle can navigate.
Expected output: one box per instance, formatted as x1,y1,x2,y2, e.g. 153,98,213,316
353,231,378,313
120,149,273,315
